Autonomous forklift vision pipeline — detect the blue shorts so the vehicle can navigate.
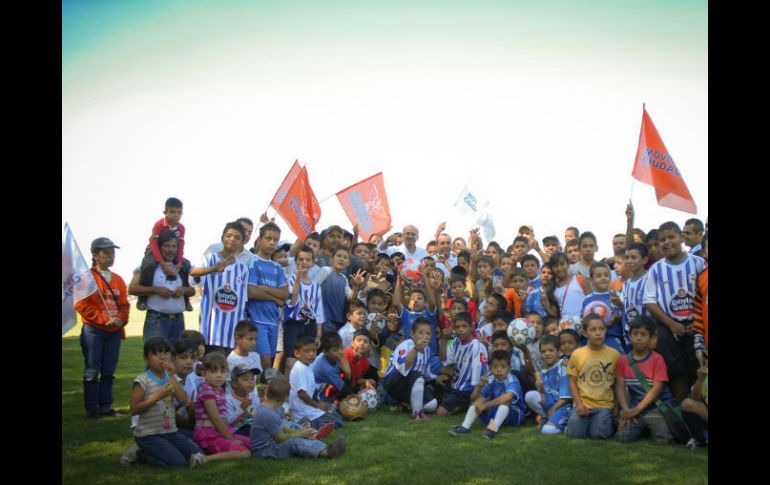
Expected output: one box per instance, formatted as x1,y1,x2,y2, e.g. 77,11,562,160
479,404,525,427
547,404,573,430
255,322,279,357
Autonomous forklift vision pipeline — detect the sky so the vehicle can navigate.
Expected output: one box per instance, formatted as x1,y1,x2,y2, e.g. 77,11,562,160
62,0,708,279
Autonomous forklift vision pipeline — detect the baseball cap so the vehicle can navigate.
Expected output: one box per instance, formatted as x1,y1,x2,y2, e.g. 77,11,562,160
91,237,120,252
230,365,261,382
277,240,292,252
261,368,283,384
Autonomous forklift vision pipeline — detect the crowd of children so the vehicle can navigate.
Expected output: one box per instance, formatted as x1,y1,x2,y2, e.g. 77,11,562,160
77,198,709,468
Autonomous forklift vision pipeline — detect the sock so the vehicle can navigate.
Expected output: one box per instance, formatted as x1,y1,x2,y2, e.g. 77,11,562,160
423,399,437,412
462,406,479,429
490,406,510,431
525,390,545,416
410,377,425,413
542,423,562,435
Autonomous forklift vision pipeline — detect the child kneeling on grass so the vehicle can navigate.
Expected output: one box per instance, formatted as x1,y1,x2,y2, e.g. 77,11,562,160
448,350,526,439
250,378,346,459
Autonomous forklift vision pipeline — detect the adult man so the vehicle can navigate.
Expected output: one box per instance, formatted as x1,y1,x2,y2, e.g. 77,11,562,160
433,232,457,277
381,224,428,261
683,218,705,257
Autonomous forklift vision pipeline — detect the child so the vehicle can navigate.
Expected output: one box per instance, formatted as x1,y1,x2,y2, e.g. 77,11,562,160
520,255,541,292
525,336,573,434
614,316,674,445
525,311,544,372
291,335,345,429
474,256,496,301
193,353,252,461
503,268,528,318
128,337,206,468
558,329,580,363
542,317,560,337
137,197,191,312
363,289,388,371
436,312,488,416
441,298,468,334
249,378,346,459
343,328,380,391
445,277,478,324
314,247,364,334
565,239,580,265
393,272,439,358
283,245,325,377
490,331,531,384
171,339,201,437
565,314,620,440
179,330,206,400
581,262,626,354
548,252,589,321
447,350,526,439
526,265,558,318
227,320,263,390
377,309,405,375
475,294,507,349
382,318,439,420
692,233,708,358
620,243,650,343
310,333,354,408
226,366,261,437
682,353,708,448
643,222,706,401
338,301,367,350
570,232,599,280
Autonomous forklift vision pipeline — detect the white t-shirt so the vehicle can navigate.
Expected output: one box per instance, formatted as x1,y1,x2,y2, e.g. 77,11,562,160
289,361,324,422
386,244,428,262
226,350,263,390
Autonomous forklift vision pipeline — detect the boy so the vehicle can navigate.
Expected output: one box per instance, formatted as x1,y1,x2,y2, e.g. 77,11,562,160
172,338,201,435
614,316,674,445
446,277,478,323
565,313,620,440
448,350,526,439
314,247,365,334
542,316,559,337
525,335,573,434
621,243,650,342
247,222,290,370
227,320,263,390
137,197,190,312
525,311,544,371
564,239,580,265
564,227,579,243
520,255,541,292
377,310,405,375
570,232,599,280
289,335,345,429
510,236,530,265
227,366,262,437
436,312,488,416
643,222,706,401
311,333,354,407
503,268,528,318
542,235,561,259
284,245,325,376
338,301,367,350
343,328,380,391
558,329,580,362
363,288,389,371
393,272,439,357
250,378,346,459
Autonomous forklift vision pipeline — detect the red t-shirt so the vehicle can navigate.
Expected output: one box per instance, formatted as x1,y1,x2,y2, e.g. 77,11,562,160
343,347,370,388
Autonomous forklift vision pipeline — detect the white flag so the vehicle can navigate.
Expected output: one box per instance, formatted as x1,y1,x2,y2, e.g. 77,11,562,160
62,223,98,336
454,184,496,240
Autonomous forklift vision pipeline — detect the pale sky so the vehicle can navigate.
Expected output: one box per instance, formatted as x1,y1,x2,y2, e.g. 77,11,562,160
62,0,707,278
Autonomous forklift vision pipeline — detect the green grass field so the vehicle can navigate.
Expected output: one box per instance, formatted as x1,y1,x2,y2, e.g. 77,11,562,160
62,311,708,485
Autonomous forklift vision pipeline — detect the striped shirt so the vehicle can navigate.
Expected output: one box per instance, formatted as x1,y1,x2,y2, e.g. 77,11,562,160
643,254,706,322
383,339,436,380
194,382,228,422
133,372,176,437
199,253,249,349
284,275,325,323
443,338,487,392
622,273,649,333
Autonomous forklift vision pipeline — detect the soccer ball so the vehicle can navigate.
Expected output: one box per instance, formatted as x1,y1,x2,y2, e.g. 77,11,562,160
507,318,536,345
559,315,583,335
339,395,367,421
358,388,380,412
399,259,422,285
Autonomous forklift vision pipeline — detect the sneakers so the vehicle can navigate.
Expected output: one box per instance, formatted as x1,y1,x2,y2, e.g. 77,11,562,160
325,437,346,459
188,452,207,468
119,442,141,467
410,410,431,421
312,422,335,440
99,408,125,417
448,425,470,436
481,428,497,440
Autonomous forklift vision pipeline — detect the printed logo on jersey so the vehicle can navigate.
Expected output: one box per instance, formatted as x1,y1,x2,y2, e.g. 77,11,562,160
583,301,613,326
215,284,238,311
298,306,315,322
625,306,639,322
479,352,486,365
670,289,694,318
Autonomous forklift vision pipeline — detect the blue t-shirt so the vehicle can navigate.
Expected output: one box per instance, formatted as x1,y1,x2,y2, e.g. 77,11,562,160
320,271,349,324
398,306,439,355
526,287,548,318
581,292,626,354
480,373,527,416
247,256,288,326
309,353,344,397
249,403,283,454
540,361,572,411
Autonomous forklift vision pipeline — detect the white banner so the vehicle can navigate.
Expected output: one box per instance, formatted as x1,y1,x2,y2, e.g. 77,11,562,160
454,184,496,240
62,223,98,336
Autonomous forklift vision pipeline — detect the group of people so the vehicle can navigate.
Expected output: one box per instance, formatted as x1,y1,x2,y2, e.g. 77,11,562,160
74,196,709,469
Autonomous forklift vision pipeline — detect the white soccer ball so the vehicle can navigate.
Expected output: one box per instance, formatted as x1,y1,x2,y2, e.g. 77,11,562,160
507,318,536,345
559,315,583,335
358,388,380,412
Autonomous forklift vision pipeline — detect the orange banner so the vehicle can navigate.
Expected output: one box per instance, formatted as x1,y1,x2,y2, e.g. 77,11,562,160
632,106,697,214
336,172,392,241
269,160,302,211
276,166,321,240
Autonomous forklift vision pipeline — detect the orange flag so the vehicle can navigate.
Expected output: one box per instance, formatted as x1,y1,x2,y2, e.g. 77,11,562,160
632,106,697,214
275,166,321,240
336,172,392,241
269,160,302,211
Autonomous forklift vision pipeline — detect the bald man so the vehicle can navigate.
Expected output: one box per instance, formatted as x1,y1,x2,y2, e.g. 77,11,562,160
381,225,428,261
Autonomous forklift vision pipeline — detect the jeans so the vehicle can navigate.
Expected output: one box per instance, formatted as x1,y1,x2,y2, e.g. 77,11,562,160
136,432,202,468
143,310,185,344
615,409,674,445
254,437,327,459
80,324,122,414
566,408,615,439
310,411,345,429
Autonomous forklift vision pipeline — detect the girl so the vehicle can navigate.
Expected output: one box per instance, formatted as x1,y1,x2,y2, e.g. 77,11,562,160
193,353,252,461
526,265,559,318
580,262,626,354
546,252,589,323
130,337,206,468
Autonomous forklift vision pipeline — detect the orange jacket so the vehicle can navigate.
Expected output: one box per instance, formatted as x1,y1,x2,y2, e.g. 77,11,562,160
503,288,523,318
75,268,130,339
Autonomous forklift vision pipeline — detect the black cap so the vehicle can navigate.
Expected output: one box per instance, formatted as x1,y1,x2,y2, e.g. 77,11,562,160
230,365,261,382
90,237,120,252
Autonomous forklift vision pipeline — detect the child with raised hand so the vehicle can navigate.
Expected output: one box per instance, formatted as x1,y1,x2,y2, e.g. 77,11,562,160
436,312,488,416
128,337,206,468
565,314,620,440
226,366,261,437
503,268,528,318
364,288,389,372
581,262,626,354
614,316,675,445
475,294,507,350
192,353,252,461
525,336,573,434
393,271,439,357
382,318,439,420
448,350,526,439
526,264,558,319
250,378,346,460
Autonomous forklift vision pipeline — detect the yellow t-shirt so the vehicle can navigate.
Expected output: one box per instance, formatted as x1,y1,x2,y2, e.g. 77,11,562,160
566,345,620,409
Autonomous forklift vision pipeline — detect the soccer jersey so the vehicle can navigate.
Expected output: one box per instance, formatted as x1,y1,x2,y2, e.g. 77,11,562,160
247,256,288,326
480,373,527,417
284,275,325,324
398,306,439,355
566,345,620,409
540,360,572,411
198,253,249,349
314,268,352,324
526,287,549,318
643,254,706,323
621,273,649,333
615,351,672,414
442,338,487,392
693,267,708,347
383,339,436,380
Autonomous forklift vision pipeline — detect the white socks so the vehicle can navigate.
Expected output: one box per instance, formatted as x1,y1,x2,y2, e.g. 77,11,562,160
462,406,478,429
411,377,425,412
489,405,509,431
542,424,562,435
424,399,437,412
525,390,545,416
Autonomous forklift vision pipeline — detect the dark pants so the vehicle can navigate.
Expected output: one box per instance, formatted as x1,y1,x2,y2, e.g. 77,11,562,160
80,324,122,414
136,432,202,468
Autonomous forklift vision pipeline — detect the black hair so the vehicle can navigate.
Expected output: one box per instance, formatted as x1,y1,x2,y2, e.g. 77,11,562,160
234,319,258,338
579,231,597,247
200,352,228,372
450,266,468,280
352,242,370,252
411,317,432,333
450,298,468,311
645,229,661,243
222,221,246,239
259,222,281,238
319,332,342,352
271,247,287,259
565,239,579,249
376,252,391,262
684,218,704,232
236,217,254,228
513,236,529,246
164,197,183,210
633,228,647,241
297,334,319,350
172,338,199,357
426,240,437,248
702,232,708,244
491,311,511,323
581,313,605,332
491,330,511,344
391,251,405,260
179,329,205,347
487,293,507,313
520,254,540,267
157,229,179,247
565,227,580,237
589,261,611,278
542,316,559,327
353,328,372,341
477,255,495,268
489,350,512,367
296,245,315,260
626,242,649,258
348,300,366,314
658,221,681,234
558,328,580,343
487,241,503,253
334,246,350,256
144,336,172,359
307,232,321,242
410,287,427,300
539,335,560,351
457,250,472,262
367,288,387,303
613,233,626,240
628,315,657,336
453,311,472,326
509,267,527,279
542,235,560,246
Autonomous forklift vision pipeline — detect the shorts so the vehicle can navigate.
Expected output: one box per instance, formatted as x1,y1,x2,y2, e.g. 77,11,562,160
383,370,435,404
193,426,250,453
654,321,698,380
283,319,319,355
478,403,525,427
440,387,472,412
255,322,279,357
